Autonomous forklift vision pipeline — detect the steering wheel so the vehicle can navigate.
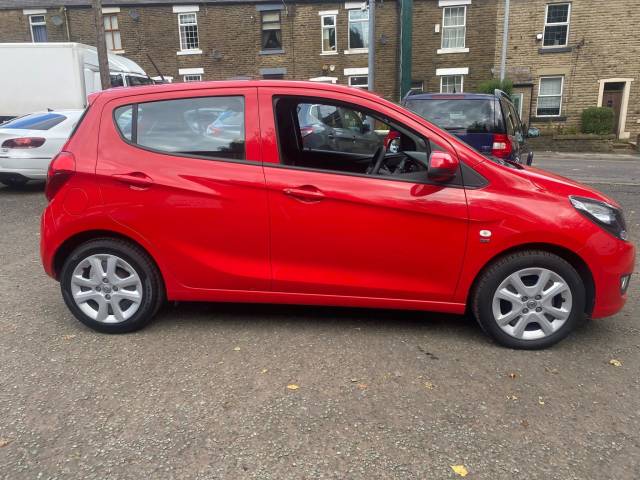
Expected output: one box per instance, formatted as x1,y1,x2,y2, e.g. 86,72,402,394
367,146,387,176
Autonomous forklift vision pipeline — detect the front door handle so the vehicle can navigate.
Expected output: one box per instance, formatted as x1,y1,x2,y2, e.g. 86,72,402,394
283,185,325,202
112,172,154,188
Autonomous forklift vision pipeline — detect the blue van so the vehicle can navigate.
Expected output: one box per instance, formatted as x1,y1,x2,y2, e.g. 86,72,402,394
402,90,534,165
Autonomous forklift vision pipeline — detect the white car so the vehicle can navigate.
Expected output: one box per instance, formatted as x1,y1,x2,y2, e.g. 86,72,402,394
0,110,84,187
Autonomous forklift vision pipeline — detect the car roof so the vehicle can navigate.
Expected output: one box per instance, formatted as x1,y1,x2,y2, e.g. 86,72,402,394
405,93,497,100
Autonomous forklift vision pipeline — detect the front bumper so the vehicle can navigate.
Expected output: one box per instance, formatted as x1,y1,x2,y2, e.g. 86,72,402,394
580,232,636,319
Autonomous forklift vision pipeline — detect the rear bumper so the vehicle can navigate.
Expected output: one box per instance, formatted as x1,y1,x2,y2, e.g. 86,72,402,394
0,155,50,180
40,206,57,279
582,235,636,319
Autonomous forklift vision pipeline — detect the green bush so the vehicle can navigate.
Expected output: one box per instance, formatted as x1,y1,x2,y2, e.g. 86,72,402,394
476,78,513,96
581,107,614,134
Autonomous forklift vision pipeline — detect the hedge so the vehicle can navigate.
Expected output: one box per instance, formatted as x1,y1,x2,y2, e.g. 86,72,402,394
581,107,614,135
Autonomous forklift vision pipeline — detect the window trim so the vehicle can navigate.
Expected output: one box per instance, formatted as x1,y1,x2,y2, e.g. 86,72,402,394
542,2,571,48
104,13,122,52
348,75,369,89
183,74,202,82
320,13,338,54
178,11,199,52
111,95,251,164
536,75,564,117
261,10,283,52
346,8,369,53
440,5,466,51
439,75,464,93
29,14,47,43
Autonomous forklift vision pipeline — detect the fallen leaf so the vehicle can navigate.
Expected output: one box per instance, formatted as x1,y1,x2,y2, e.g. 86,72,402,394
0,438,12,448
260,368,268,374
544,366,559,374
521,419,529,428
609,359,622,367
357,383,368,390
424,382,435,390
451,464,469,477
287,384,299,390
538,396,545,405
233,346,241,351
508,372,518,379
507,394,518,401
62,334,76,341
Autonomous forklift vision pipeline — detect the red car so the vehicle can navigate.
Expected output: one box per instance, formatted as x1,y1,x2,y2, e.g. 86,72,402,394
40,81,634,349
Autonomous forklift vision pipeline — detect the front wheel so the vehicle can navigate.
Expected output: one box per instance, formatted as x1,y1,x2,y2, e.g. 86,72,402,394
60,239,164,333
472,250,586,349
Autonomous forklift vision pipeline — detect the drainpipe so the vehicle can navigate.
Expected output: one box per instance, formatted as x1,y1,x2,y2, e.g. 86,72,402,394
63,6,70,41
367,0,375,92
398,0,412,99
499,0,510,81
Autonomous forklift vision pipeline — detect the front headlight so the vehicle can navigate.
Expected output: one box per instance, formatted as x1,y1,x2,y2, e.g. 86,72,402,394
570,196,628,241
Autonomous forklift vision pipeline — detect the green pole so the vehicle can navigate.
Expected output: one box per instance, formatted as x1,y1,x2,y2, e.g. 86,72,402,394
399,0,413,100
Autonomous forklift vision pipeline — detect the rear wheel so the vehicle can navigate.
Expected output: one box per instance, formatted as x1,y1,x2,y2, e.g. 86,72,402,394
472,250,586,349
60,239,164,333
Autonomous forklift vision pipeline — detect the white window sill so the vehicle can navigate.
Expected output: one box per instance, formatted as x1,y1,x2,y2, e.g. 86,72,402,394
177,49,203,56
437,47,469,54
320,51,339,56
344,49,368,55
110,49,125,54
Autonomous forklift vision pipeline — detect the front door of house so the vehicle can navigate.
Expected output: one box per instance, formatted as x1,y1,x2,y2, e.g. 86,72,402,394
602,83,624,136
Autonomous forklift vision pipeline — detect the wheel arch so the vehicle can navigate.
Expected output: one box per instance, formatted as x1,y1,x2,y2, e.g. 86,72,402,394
467,243,595,316
52,230,166,295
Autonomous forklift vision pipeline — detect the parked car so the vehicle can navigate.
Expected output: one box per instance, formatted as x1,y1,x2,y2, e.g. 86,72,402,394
402,90,534,165
0,110,84,187
41,81,634,349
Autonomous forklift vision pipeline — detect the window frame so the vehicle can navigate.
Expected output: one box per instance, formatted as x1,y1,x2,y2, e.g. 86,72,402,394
510,92,524,118
347,8,369,52
178,12,199,52
261,10,282,51
536,75,564,117
440,75,464,93
111,95,250,164
441,5,466,50
270,95,466,187
104,13,122,51
29,14,47,43
542,2,571,48
348,75,369,89
320,13,337,54
183,74,202,82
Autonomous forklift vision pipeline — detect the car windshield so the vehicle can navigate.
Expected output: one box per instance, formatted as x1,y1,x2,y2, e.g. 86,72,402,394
127,75,154,86
1,112,67,130
405,98,495,133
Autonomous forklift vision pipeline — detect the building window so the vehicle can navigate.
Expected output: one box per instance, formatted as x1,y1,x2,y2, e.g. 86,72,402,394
348,9,368,50
261,11,282,51
440,75,463,93
441,6,466,49
178,12,199,51
348,75,368,89
511,93,524,118
183,74,202,82
537,76,563,116
543,3,570,47
321,14,337,53
410,80,424,93
104,14,122,51
29,15,47,43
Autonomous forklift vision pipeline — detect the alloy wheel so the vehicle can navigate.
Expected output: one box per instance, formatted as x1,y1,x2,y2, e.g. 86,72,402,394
491,267,573,341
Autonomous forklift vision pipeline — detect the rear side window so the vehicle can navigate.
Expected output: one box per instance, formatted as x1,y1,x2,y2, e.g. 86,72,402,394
2,113,66,130
405,99,496,133
114,96,245,160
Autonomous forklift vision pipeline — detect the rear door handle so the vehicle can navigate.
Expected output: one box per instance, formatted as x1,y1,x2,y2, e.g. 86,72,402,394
283,185,325,202
112,172,154,188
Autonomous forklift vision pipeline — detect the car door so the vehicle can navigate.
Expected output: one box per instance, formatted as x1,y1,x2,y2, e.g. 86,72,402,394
97,87,271,292
258,87,469,303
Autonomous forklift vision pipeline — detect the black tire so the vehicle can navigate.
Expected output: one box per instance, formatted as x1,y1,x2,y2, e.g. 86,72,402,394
472,250,586,349
60,238,164,333
0,177,29,188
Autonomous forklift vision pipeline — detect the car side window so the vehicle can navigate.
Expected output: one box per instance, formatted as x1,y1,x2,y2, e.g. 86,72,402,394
502,100,516,137
275,96,438,181
113,96,245,161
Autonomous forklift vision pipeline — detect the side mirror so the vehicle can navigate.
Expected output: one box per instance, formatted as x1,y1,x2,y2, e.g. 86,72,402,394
428,151,459,182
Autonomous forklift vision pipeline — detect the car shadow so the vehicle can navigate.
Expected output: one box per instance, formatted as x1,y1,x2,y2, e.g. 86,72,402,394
151,301,485,343
0,181,45,195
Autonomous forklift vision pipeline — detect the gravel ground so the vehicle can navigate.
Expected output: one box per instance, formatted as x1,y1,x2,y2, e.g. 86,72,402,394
0,153,638,479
